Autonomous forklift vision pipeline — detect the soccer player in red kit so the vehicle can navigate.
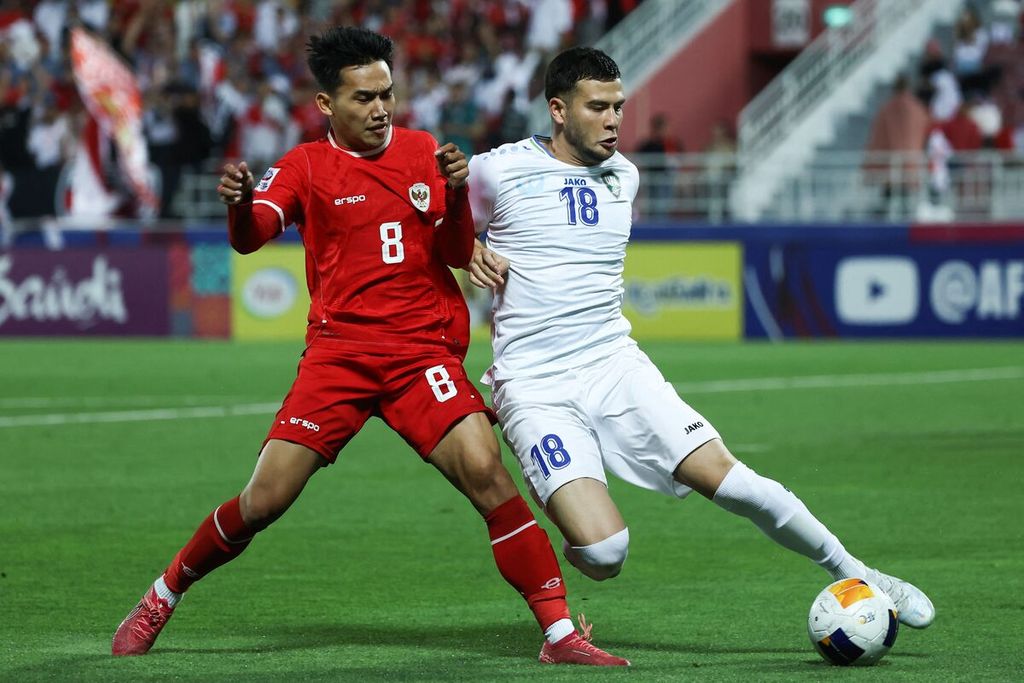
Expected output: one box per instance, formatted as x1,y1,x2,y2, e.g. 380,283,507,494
110,27,627,667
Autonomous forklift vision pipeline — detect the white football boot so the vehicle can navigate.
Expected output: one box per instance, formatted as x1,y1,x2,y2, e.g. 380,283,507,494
859,564,936,629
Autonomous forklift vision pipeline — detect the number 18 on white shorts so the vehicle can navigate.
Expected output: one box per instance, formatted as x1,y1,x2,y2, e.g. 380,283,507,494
492,345,721,505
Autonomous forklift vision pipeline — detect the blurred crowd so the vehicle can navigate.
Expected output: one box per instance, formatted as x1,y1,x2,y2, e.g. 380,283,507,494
0,0,640,219
869,2,1024,160
866,1,1024,215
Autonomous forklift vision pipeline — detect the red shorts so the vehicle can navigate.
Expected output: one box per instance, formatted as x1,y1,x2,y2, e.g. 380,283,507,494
264,341,495,463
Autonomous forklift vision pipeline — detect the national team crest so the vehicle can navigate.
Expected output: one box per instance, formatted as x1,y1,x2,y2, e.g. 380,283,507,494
409,182,430,212
600,171,621,198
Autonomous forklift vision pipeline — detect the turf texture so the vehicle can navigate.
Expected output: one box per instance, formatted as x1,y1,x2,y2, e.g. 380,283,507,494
0,339,1021,681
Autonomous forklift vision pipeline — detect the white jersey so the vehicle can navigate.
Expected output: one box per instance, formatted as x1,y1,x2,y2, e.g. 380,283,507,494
468,136,640,383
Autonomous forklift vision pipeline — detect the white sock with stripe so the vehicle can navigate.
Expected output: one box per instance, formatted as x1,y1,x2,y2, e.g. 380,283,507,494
153,575,182,608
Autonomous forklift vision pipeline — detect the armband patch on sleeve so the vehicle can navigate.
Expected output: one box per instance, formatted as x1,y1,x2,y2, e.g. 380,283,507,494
255,167,280,193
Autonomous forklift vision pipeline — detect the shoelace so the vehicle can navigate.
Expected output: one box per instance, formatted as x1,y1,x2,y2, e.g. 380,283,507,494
869,571,917,620
132,598,171,638
577,614,593,642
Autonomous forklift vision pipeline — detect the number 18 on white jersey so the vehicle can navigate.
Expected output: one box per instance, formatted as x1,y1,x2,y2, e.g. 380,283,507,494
468,136,642,384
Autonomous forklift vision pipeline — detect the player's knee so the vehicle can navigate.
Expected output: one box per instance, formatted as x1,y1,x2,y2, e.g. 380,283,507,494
563,528,629,581
240,482,293,530
458,448,511,496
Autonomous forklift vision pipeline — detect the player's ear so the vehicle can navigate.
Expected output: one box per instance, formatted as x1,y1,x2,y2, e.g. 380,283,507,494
549,97,567,125
315,91,333,116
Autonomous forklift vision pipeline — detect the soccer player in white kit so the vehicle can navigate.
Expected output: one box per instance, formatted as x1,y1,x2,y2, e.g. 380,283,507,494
466,47,935,630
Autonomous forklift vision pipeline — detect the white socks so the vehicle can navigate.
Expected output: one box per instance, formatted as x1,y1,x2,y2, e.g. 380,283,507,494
712,462,857,577
545,618,575,644
153,575,182,608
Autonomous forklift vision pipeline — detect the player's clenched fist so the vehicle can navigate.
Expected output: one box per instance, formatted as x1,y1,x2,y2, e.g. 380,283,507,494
218,162,255,205
435,143,469,189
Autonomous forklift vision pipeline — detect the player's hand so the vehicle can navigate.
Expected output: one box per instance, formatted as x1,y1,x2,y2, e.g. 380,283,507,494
467,239,509,289
218,161,255,205
435,143,468,189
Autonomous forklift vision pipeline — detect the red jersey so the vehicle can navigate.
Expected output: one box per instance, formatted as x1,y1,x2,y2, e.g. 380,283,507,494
245,126,473,354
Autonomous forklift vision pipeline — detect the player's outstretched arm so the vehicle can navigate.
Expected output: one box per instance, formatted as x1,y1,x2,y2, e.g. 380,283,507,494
467,238,509,289
220,161,278,254
435,142,475,268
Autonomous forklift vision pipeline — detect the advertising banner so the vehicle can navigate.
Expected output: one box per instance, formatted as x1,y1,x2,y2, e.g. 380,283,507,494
0,248,169,336
622,242,742,340
231,245,308,340
745,244,1024,338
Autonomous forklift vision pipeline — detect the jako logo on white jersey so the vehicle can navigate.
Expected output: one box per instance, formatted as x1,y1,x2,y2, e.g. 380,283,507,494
334,195,366,205
289,417,321,432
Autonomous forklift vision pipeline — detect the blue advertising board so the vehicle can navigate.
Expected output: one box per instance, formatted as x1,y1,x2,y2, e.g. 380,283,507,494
744,243,1024,338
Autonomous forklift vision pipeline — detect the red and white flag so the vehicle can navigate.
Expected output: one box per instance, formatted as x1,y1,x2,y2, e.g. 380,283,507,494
70,27,159,217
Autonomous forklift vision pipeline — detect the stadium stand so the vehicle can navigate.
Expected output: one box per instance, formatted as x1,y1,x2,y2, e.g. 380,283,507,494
0,0,1021,230
0,0,640,227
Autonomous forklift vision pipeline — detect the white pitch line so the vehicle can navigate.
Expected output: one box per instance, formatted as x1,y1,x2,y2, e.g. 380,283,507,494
0,395,256,409
674,366,1024,394
2,367,1021,430
0,403,281,429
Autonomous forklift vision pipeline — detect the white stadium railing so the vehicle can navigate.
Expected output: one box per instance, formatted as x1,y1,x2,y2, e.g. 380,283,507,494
732,0,966,221
528,0,734,134
3,150,1017,246
632,150,1024,224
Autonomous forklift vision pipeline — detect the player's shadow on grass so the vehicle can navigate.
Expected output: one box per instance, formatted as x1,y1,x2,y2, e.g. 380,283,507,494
159,621,540,657
605,638,807,656
158,623,848,659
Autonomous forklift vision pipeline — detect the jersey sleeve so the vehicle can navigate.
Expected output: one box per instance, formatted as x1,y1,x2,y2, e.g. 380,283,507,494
468,153,499,235
251,146,309,232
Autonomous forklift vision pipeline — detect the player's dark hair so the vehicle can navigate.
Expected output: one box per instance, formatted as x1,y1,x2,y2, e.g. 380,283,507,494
544,47,621,101
306,26,394,92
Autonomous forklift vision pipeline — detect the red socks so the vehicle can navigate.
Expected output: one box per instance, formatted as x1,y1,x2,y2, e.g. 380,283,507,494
160,493,570,636
485,495,571,631
163,496,255,594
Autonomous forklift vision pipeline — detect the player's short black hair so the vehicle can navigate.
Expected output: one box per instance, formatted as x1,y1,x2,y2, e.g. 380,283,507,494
544,47,621,101
306,26,394,93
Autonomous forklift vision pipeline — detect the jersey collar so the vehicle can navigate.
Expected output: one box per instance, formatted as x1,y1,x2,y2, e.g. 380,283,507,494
531,134,617,167
531,135,556,158
329,126,394,157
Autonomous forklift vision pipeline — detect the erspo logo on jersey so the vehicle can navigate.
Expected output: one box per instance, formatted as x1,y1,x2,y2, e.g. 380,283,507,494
288,417,320,432
334,195,366,205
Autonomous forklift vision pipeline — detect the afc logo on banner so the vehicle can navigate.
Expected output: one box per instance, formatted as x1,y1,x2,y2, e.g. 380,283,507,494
930,260,1023,324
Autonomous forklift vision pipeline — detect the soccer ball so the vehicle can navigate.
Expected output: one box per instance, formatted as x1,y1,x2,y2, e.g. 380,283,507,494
807,578,899,666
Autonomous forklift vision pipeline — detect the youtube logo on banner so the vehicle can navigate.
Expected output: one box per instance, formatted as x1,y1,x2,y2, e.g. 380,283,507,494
835,257,920,325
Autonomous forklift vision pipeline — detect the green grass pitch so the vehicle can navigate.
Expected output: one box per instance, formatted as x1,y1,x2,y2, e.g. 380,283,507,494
1,339,1021,681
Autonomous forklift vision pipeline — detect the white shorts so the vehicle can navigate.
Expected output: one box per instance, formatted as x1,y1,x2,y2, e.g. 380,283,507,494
492,345,721,505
